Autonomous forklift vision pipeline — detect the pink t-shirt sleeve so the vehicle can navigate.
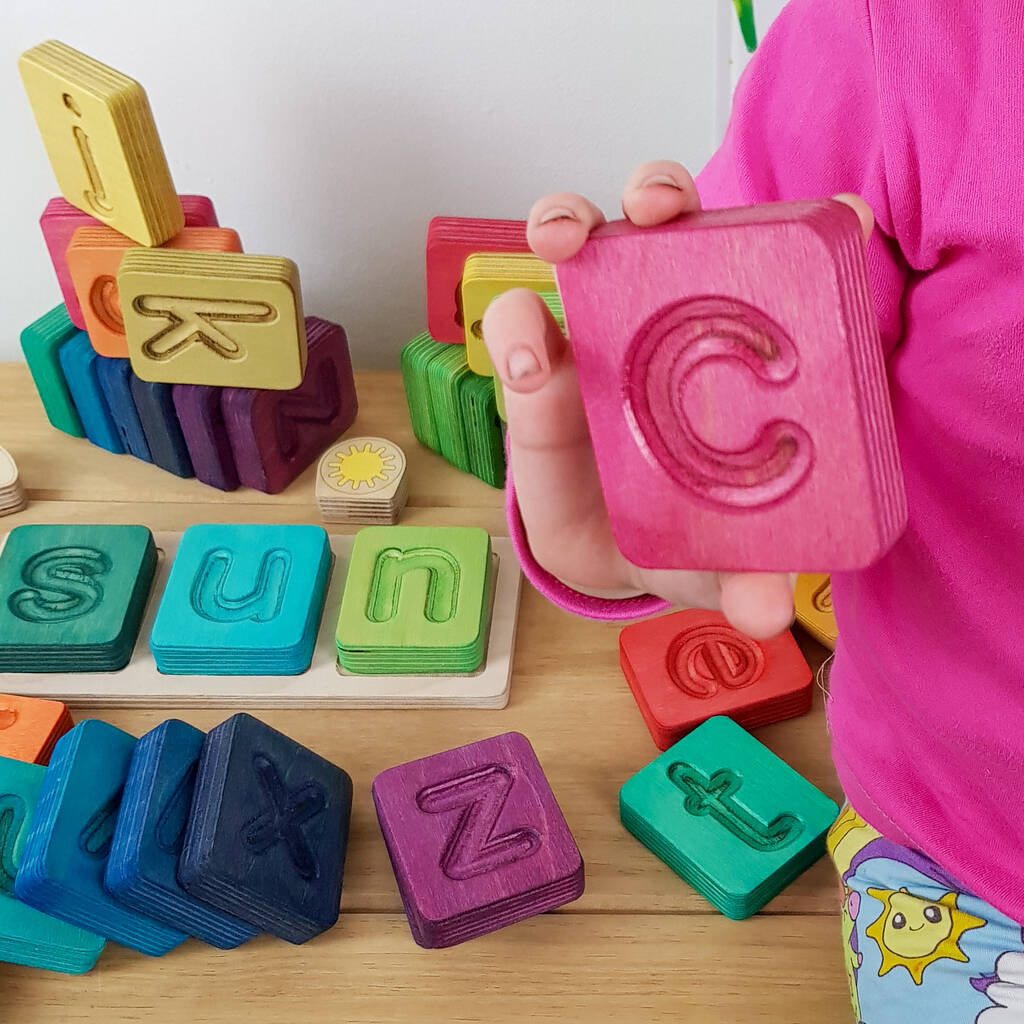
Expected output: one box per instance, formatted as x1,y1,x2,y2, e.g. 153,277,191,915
507,0,908,619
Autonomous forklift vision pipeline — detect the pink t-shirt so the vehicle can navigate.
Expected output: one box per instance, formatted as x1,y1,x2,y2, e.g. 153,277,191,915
509,0,1024,923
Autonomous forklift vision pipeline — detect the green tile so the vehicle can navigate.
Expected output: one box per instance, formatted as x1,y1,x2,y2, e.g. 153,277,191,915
427,345,472,471
619,716,838,918
20,305,85,438
0,525,157,672
336,526,491,673
538,290,565,331
400,332,441,451
460,374,505,488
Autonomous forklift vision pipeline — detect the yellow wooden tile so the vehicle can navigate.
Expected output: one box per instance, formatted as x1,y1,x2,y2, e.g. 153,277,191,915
461,254,555,377
794,573,837,649
19,41,184,247
119,249,307,389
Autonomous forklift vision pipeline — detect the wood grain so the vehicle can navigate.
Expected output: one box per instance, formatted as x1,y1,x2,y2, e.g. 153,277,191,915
0,914,852,1023
555,201,907,572
0,363,846,1022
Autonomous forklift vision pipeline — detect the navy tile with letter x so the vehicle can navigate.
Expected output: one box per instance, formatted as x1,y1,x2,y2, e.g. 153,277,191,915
178,714,353,944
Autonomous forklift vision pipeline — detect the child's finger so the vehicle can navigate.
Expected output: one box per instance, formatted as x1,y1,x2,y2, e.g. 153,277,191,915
621,160,702,227
832,192,875,243
526,192,607,264
483,289,637,591
718,571,796,640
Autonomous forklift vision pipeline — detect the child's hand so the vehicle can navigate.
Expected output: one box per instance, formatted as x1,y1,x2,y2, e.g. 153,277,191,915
482,161,874,640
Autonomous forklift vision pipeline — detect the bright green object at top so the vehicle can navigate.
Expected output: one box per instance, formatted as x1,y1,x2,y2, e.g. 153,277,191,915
335,525,493,675
733,0,758,52
619,716,837,919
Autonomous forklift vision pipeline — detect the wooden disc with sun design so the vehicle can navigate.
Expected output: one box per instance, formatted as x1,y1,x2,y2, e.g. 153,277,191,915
318,438,406,495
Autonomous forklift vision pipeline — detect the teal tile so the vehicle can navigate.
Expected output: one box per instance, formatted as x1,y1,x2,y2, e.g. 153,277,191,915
619,716,838,918
19,305,85,438
0,525,157,672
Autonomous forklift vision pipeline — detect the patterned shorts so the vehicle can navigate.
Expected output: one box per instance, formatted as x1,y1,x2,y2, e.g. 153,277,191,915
828,807,1024,1023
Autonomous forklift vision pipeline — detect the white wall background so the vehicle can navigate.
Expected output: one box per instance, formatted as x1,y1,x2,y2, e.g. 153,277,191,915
0,0,788,367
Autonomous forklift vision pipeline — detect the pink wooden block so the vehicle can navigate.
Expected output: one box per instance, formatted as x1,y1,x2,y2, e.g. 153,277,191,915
222,317,358,494
40,195,219,329
425,217,528,343
555,200,907,572
372,732,584,948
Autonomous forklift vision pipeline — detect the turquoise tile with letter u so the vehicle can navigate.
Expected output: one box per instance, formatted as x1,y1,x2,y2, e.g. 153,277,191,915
150,524,332,675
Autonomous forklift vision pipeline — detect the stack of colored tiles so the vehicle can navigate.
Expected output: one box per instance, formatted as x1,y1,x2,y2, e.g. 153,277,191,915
0,446,27,518
372,732,584,948
315,437,408,525
401,333,505,488
397,215,571,489
17,41,358,497
0,695,73,766
1,708,353,972
15,721,188,956
104,720,257,950
460,253,557,378
335,526,494,674
618,609,814,750
149,525,332,675
0,525,157,673
619,716,838,919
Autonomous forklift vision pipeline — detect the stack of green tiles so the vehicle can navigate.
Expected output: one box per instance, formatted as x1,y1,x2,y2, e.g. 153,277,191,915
0,525,157,673
619,716,838,919
401,333,442,451
400,333,505,487
335,526,494,674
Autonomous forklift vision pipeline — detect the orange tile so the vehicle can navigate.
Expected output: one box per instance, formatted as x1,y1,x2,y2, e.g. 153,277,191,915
66,225,242,357
0,693,73,765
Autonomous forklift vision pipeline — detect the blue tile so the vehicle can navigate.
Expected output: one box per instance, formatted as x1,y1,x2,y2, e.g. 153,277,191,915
58,333,124,454
129,378,194,478
105,720,258,949
14,721,187,956
95,357,152,462
0,755,105,973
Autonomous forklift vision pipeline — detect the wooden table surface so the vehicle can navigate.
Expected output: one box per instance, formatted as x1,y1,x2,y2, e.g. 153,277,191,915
0,364,851,1023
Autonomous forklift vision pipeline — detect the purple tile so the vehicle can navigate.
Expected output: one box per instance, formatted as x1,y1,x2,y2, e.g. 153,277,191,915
172,385,239,491
372,732,584,948
222,317,358,494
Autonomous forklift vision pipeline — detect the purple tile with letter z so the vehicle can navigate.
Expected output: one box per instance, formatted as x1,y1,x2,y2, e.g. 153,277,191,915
172,384,239,491
222,317,357,494
372,732,584,948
